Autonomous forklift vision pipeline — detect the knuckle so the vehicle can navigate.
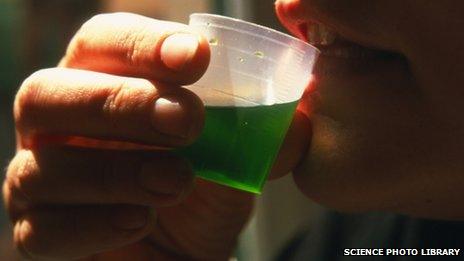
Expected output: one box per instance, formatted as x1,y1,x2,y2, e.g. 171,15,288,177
14,219,34,258
66,12,145,66
78,13,119,36
65,26,90,64
14,217,49,258
64,13,110,63
104,13,156,66
85,12,133,28
84,13,108,26
123,26,151,66
14,69,53,129
6,151,40,203
102,81,155,123
2,178,19,220
102,82,129,118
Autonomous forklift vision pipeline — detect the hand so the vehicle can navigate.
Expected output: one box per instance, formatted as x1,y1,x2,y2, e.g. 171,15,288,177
3,12,312,260
2,13,261,260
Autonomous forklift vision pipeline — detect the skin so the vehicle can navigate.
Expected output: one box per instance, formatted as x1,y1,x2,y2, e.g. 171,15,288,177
275,0,464,218
3,0,464,259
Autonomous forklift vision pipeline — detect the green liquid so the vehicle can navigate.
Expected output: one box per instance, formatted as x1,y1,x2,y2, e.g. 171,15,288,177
178,101,298,193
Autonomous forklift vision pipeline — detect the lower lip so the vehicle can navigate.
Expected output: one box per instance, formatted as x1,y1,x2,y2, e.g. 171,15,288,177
314,40,392,60
308,40,401,79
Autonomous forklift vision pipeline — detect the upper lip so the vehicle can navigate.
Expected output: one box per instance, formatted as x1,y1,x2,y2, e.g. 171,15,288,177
297,21,387,59
275,2,392,59
275,0,334,42
275,1,372,49
278,6,388,59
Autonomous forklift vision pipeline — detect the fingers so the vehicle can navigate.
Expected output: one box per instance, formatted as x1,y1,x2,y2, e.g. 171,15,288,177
60,12,210,85
4,148,195,220
14,68,204,147
13,205,154,260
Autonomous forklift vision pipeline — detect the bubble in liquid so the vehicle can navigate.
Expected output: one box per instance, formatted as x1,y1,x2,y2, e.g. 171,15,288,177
209,38,218,45
254,51,264,58
238,57,244,62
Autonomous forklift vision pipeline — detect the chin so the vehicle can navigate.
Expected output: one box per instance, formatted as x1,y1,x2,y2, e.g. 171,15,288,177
290,55,431,213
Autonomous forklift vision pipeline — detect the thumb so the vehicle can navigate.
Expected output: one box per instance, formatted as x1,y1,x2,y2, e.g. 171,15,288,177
60,13,210,85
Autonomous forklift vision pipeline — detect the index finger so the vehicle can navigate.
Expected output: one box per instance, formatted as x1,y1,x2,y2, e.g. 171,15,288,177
14,68,205,148
59,12,210,85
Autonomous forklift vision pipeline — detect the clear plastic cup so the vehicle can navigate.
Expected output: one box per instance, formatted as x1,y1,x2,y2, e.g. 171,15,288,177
178,13,319,193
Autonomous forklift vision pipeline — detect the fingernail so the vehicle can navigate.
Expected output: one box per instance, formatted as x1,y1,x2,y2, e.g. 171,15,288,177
160,33,199,71
152,96,192,138
111,207,148,230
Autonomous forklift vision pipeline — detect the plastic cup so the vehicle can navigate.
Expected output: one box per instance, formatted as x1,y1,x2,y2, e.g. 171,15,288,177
178,13,319,193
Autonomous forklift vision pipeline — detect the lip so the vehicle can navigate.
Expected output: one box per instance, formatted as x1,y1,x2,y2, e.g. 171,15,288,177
274,1,393,61
313,38,390,60
297,23,391,60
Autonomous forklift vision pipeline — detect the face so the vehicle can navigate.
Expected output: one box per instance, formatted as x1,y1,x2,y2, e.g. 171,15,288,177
275,0,464,218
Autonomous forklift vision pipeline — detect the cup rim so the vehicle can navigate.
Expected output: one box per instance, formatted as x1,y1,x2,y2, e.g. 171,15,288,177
190,13,320,55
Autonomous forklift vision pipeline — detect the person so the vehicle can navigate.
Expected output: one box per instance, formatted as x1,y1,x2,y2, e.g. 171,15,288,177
3,0,464,260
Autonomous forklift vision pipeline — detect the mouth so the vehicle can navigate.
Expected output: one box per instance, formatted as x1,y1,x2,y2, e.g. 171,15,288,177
298,21,393,60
